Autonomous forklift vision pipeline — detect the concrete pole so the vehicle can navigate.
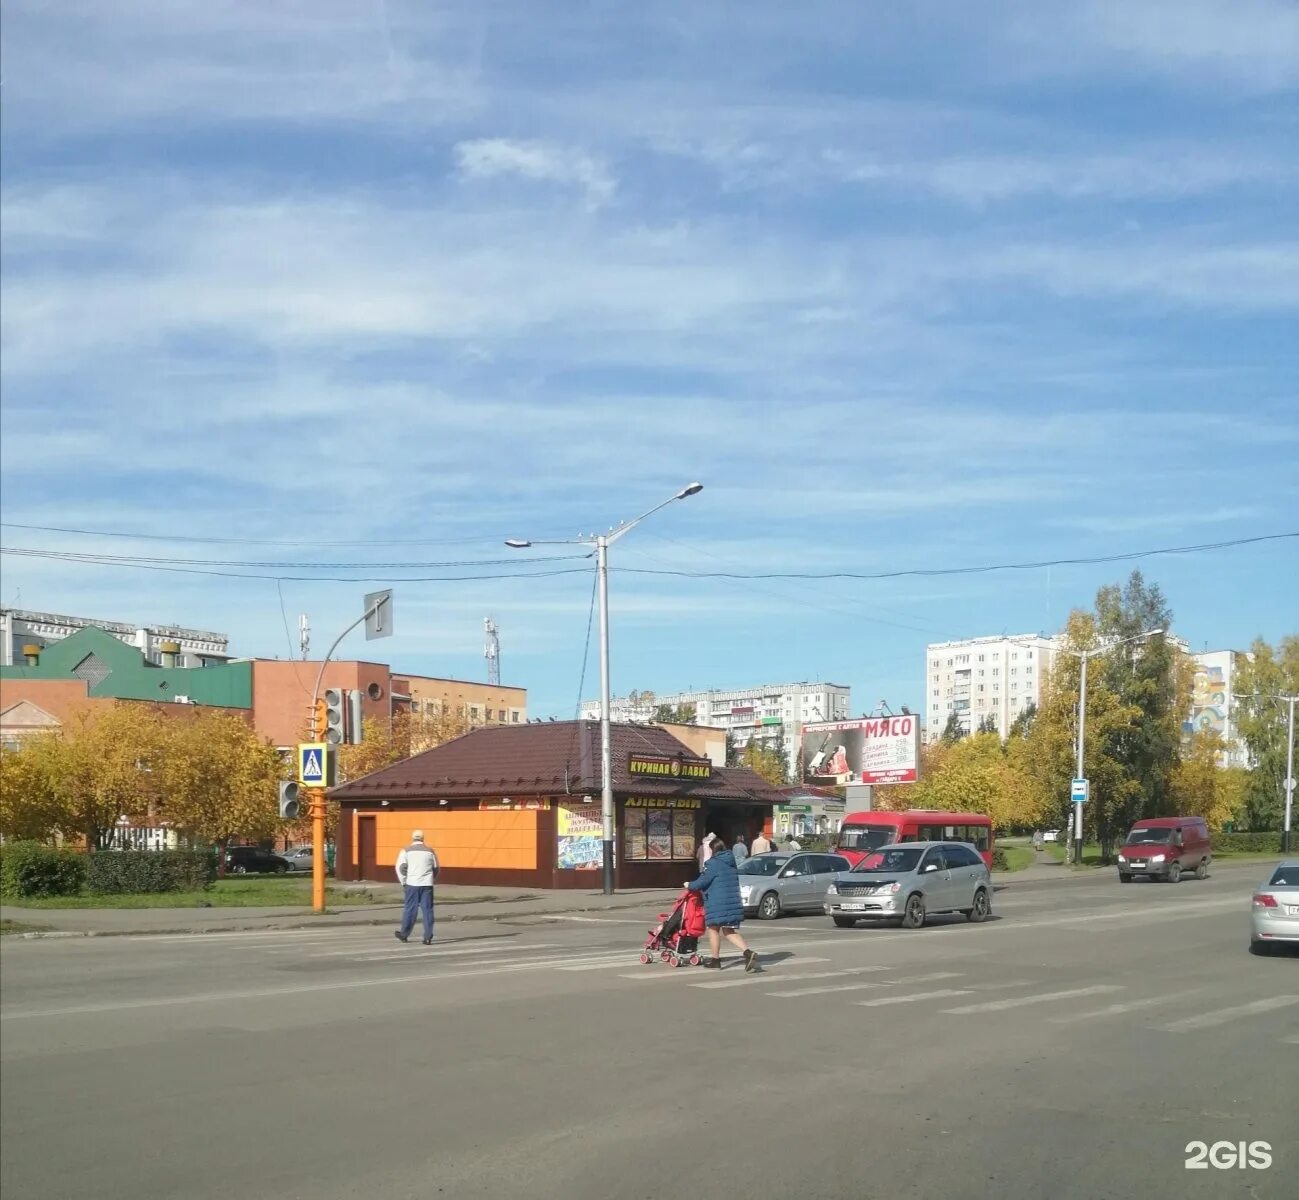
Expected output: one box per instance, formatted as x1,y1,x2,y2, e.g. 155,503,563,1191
1285,695,1295,855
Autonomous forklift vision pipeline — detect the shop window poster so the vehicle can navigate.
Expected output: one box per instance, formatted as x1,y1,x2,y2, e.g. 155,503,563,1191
672,810,695,859
557,802,602,870
646,809,672,859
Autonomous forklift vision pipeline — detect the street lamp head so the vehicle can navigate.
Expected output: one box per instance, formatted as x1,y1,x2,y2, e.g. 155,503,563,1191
1145,628,1165,638
676,482,704,500
504,539,532,549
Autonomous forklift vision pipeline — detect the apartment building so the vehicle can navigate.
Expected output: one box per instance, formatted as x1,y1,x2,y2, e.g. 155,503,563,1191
583,681,851,769
925,635,1058,742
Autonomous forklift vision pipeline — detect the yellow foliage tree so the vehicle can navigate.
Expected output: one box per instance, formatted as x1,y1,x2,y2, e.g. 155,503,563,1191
1170,730,1240,830
2,704,170,848
900,732,1053,832
0,741,66,841
157,710,282,869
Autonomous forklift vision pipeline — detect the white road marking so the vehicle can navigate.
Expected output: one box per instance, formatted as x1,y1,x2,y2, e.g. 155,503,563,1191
1046,990,1204,1024
691,964,876,990
941,985,1123,1014
855,989,973,1007
1160,996,1299,1033
337,941,564,962
766,972,963,999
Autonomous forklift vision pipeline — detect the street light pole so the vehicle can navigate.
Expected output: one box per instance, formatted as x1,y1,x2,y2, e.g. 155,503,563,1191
1074,652,1088,867
596,534,615,894
508,483,703,896
1284,695,1296,854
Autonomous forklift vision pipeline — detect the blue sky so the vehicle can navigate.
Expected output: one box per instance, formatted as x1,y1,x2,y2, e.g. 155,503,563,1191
2,0,1297,719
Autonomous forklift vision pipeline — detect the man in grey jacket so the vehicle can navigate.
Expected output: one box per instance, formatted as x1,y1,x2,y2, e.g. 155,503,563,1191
394,830,439,945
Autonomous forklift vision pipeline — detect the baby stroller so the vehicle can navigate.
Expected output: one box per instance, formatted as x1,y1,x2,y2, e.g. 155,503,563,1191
640,889,706,967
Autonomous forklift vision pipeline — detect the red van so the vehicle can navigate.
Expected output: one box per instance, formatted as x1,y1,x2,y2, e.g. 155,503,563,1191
1116,817,1211,883
836,810,994,868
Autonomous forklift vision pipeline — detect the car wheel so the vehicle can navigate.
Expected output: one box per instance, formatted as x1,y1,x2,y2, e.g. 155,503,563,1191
901,893,926,929
832,916,857,929
231,864,247,875
1119,872,1132,883
276,864,289,875
966,888,990,923
758,892,782,921
1195,860,1209,880
1166,862,1182,884
1249,940,1274,957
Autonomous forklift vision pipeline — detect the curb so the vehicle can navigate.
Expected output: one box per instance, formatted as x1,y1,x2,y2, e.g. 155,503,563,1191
3,895,670,938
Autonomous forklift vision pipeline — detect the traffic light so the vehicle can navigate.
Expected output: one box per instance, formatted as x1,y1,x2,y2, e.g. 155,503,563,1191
323,687,346,745
346,689,364,744
311,699,327,741
278,780,301,819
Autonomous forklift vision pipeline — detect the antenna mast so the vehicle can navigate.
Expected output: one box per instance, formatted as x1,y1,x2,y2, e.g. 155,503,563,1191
484,617,500,685
298,614,311,660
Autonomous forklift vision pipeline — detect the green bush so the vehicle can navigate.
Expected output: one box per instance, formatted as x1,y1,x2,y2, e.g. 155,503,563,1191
85,849,216,894
991,847,1009,872
1213,831,1285,854
0,842,88,899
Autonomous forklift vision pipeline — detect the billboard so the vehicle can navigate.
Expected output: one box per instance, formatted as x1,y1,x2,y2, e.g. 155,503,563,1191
802,716,919,786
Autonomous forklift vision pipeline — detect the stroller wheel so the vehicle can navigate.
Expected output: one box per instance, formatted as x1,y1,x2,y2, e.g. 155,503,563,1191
669,955,682,967
688,954,702,967
639,952,651,964
660,950,672,962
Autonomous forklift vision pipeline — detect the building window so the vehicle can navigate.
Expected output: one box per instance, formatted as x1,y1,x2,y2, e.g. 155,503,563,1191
511,710,521,723
992,669,1000,677
978,685,985,693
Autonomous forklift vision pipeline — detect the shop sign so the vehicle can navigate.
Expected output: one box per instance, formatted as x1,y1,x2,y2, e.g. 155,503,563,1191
627,752,711,780
478,798,551,811
625,796,701,809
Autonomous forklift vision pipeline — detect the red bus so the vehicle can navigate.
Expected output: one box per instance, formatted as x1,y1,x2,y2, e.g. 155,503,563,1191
836,810,995,868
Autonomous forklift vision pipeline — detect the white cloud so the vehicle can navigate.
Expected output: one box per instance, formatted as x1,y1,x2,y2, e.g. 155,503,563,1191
455,138,616,208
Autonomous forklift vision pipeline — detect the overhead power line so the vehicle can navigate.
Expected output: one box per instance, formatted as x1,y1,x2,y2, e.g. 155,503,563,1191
0,521,525,547
1,530,1292,585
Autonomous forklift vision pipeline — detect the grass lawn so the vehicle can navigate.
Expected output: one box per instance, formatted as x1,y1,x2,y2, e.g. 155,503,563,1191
1043,843,1284,869
994,845,1035,872
9,877,389,910
0,918,52,935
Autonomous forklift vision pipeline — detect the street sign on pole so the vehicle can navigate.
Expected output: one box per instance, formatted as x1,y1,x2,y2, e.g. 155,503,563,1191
364,590,394,640
1071,778,1090,804
298,742,332,787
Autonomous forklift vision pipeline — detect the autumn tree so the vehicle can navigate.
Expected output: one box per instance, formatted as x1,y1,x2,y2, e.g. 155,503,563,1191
903,730,1050,832
1170,730,1242,830
1023,573,1186,859
158,710,282,871
976,713,999,735
0,741,65,841
4,704,171,848
1233,636,1299,832
940,711,966,744
738,739,789,787
651,702,697,725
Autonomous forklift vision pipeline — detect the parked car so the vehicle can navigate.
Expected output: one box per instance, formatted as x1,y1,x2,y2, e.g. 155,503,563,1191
824,841,992,929
1042,829,1060,843
1116,817,1211,883
280,847,315,872
1250,861,1299,954
739,852,851,919
225,846,291,875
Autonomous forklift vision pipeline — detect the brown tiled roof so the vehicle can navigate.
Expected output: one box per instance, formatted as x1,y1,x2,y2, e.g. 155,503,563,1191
331,719,783,806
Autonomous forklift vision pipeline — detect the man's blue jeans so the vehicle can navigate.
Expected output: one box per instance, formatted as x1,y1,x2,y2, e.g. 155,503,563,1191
399,885,434,942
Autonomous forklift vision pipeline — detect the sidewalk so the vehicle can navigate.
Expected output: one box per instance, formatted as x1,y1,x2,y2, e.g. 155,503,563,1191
1,884,682,937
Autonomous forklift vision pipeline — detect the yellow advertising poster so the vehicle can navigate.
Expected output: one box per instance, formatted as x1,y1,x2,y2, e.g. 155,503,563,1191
557,802,602,870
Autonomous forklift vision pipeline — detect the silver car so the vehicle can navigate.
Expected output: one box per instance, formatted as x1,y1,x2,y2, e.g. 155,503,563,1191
281,847,315,872
739,852,851,920
1250,861,1299,954
825,841,992,929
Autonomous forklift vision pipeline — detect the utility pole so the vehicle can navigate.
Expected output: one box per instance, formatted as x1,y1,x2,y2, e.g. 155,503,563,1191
1233,690,1297,854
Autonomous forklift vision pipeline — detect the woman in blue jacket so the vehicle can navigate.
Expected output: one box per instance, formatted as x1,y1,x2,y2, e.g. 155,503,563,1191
686,836,760,972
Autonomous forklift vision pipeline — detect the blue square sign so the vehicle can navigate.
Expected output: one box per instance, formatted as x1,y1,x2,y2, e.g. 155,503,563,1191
298,743,329,786
1071,778,1089,804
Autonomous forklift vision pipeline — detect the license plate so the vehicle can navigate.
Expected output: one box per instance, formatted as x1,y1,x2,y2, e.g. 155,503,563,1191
840,902,867,911
1287,906,1299,916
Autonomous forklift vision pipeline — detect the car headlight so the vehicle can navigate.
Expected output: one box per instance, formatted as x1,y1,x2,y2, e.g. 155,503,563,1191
1117,855,1127,863
740,886,752,901
876,882,902,895
826,883,838,895
1150,854,1166,863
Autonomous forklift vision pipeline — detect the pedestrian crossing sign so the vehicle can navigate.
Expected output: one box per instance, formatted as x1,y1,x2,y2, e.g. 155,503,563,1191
298,742,332,787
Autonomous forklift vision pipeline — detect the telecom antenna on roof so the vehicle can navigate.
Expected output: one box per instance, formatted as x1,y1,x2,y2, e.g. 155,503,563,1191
298,614,310,660
484,617,500,685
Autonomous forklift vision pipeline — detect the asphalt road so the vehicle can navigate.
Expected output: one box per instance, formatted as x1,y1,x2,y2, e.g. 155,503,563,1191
2,869,1296,1200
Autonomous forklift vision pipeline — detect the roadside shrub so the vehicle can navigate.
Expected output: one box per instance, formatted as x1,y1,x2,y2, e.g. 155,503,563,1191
990,847,1009,872
0,841,87,899
1213,831,1284,854
85,849,216,894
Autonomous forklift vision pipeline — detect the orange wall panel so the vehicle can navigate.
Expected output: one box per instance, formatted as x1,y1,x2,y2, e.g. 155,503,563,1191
366,809,538,872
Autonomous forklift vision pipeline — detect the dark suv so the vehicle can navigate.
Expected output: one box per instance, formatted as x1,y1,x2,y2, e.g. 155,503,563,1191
225,846,291,875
